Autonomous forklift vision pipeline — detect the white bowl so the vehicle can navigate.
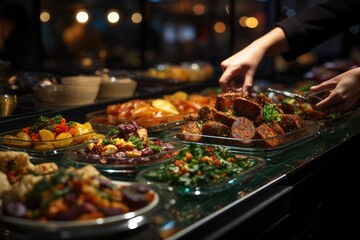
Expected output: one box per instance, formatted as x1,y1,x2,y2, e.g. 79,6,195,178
61,84,100,105
33,82,100,106
33,84,63,103
61,75,102,86
98,78,137,100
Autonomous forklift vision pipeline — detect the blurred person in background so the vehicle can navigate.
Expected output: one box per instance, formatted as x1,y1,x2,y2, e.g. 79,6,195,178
0,2,35,71
219,0,360,114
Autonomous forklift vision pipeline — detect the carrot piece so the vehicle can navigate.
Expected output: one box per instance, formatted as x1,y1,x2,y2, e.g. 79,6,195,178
22,127,30,134
60,118,66,125
30,133,40,141
68,127,75,136
55,124,68,134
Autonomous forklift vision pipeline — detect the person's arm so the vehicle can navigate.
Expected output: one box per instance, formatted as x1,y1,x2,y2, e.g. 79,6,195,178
219,0,360,94
276,0,360,61
219,27,289,94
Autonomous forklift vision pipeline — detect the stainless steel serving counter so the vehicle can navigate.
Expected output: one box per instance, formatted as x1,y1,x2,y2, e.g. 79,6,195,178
1,83,359,240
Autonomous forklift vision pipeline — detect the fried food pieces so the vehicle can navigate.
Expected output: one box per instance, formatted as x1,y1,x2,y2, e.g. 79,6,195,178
0,151,58,197
179,92,302,147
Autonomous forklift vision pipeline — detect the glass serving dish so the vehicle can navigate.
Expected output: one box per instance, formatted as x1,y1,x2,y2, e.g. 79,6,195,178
0,181,162,239
132,61,213,84
61,140,183,180
316,108,360,134
0,128,104,157
163,120,319,157
132,71,182,85
86,109,185,133
266,87,360,135
136,144,266,196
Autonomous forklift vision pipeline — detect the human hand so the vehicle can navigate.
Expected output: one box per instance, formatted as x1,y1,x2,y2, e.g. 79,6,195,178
218,41,266,95
219,27,288,95
310,67,360,113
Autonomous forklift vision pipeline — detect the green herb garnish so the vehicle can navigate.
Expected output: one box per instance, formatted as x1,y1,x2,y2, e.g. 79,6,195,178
128,135,143,149
106,128,119,137
262,103,280,122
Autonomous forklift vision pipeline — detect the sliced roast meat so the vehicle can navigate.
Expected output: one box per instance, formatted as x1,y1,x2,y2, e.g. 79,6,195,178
202,120,230,137
179,120,202,141
215,92,247,112
255,122,281,148
233,97,261,120
198,105,217,121
278,114,302,132
267,120,285,135
214,111,236,126
230,116,256,146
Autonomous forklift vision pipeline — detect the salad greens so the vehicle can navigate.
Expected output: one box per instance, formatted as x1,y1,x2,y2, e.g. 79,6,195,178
151,144,258,187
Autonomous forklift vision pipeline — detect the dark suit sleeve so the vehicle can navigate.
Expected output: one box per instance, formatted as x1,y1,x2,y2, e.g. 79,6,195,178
274,0,360,61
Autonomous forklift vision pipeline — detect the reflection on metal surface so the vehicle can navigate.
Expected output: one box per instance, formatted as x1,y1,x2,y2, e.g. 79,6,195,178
0,94,17,117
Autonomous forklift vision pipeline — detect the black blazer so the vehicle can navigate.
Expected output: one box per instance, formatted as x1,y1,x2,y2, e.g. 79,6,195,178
274,0,360,61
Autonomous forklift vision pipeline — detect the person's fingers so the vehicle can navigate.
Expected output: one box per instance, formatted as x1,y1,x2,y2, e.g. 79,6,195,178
323,98,358,113
310,84,336,92
220,58,231,72
310,78,339,92
220,63,226,72
242,69,254,95
218,73,231,92
313,86,340,108
219,66,243,92
313,90,354,113
313,97,336,112
228,81,242,92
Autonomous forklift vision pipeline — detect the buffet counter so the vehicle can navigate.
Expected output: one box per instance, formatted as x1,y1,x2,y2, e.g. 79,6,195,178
1,83,359,240
153,111,360,240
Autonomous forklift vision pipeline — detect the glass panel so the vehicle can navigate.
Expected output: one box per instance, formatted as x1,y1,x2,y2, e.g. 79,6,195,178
142,0,231,68
37,0,279,75
40,0,142,73
233,0,277,78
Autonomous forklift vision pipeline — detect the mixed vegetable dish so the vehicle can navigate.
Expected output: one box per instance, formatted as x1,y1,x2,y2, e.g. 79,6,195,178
1,164,156,221
74,121,179,165
0,114,102,150
141,143,260,187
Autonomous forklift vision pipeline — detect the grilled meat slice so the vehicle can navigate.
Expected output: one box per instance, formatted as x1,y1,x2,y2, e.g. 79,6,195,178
215,92,247,112
179,121,202,141
278,114,302,132
214,110,236,126
230,116,256,146
233,97,261,120
183,113,199,122
202,120,230,137
267,120,285,135
253,93,284,114
255,122,281,148
198,105,217,121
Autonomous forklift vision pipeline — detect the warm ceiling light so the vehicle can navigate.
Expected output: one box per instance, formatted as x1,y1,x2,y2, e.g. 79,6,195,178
214,21,226,33
40,11,50,22
107,11,120,24
193,4,205,15
76,10,89,23
239,16,247,27
246,17,258,28
131,12,142,24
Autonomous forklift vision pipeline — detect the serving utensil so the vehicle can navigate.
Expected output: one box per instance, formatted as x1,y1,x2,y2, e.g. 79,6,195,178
266,88,331,104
